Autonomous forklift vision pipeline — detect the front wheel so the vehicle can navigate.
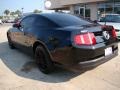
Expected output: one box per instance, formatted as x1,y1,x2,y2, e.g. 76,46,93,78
35,45,54,74
7,34,15,49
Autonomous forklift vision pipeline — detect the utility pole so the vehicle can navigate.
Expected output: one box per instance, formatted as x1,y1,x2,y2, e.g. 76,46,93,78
113,0,115,13
21,8,24,15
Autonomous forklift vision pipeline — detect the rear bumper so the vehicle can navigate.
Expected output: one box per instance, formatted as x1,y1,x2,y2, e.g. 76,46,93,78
51,43,118,68
77,49,118,69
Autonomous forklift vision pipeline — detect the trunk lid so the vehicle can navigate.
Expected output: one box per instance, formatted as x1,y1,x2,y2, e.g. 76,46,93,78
70,25,117,46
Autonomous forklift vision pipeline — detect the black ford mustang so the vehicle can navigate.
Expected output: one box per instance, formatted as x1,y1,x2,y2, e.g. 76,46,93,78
7,13,118,74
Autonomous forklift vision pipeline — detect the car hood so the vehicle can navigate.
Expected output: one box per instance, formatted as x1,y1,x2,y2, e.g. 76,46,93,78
98,22,120,30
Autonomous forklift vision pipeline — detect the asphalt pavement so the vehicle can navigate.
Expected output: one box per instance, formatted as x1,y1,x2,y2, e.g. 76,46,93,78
0,24,120,90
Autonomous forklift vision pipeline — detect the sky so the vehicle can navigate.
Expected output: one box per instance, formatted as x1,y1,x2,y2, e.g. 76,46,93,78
0,0,46,15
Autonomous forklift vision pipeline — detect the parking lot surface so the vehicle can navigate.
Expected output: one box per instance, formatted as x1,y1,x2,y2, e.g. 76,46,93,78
0,24,120,90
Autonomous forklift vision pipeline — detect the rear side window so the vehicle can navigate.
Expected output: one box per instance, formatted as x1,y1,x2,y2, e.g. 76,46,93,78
35,16,58,27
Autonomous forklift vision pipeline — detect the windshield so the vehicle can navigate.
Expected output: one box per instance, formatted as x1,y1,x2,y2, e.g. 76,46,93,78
100,15,120,23
43,13,92,27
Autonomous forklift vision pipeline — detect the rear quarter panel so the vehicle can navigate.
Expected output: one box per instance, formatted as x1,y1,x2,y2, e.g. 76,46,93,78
33,27,72,51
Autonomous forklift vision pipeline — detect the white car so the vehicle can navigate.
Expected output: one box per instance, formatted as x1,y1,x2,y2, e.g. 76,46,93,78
98,14,120,39
0,19,2,24
6,19,15,23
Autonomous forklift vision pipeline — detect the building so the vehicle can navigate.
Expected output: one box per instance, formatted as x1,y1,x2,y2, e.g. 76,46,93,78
45,0,120,20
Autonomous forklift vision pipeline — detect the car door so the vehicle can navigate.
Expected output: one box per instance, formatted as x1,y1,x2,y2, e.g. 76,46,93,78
15,16,36,54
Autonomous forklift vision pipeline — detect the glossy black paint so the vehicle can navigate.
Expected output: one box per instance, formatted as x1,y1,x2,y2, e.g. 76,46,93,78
7,13,118,68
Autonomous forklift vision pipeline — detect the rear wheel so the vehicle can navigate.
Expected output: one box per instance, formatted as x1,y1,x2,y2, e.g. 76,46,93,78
35,45,54,74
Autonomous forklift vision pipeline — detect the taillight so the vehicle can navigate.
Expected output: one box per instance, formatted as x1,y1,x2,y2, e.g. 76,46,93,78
112,27,117,38
74,32,96,45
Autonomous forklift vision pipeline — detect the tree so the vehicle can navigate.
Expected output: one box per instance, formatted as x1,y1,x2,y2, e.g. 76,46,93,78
15,10,22,16
4,9,10,15
10,12,15,16
33,9,42,13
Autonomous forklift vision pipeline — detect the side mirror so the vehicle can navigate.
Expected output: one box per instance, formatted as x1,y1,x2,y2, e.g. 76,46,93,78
13,23,20,28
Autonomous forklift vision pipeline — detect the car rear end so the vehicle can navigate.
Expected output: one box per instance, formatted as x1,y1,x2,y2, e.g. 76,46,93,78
71,25,118,69
45,13,118,69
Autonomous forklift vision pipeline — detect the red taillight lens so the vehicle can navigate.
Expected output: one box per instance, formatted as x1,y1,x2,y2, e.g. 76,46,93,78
112,27,117,38
74,32,96,45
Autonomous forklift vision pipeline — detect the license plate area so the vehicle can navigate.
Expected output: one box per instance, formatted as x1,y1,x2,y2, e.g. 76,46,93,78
105,47,113,56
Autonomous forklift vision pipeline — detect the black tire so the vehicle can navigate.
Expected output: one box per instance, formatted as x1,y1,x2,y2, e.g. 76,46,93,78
7,34,15,49
35,45,54,74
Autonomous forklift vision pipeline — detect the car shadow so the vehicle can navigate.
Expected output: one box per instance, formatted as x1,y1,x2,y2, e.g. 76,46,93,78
0,42,92,83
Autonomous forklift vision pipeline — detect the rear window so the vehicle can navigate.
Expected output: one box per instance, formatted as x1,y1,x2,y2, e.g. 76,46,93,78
43,13,91,27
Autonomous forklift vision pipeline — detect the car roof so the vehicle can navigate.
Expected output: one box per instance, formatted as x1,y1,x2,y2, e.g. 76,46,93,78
100,13,120,18
23,13,71,19
40,12,68,16
106,14,120,15
102,13,119,16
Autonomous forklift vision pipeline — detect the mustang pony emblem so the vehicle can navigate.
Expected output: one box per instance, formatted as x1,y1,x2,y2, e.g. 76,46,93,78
103,31,110,40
